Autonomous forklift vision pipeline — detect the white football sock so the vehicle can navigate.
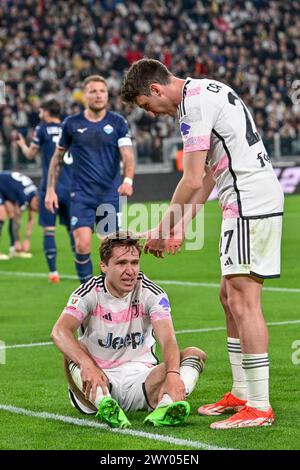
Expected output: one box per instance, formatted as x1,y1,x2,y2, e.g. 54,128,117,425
242,353,270,411
180,355,204,396
69,361,108,407
157,393,173,408
227,337,247,400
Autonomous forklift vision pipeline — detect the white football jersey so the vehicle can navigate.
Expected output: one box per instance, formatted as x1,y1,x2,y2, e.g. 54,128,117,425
62,273,172,369
178,78,284,218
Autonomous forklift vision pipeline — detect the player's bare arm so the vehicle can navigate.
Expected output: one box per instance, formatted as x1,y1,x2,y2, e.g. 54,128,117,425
51,313,109,401
118,146,135,196
145,150,207,257
153,319,186,402
167,167,216,254
45,147,65,213
16,133,39,160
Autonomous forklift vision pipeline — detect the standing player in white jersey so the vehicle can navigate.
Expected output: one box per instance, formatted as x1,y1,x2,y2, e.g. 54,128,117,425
121,59,284,429
51,231,206,428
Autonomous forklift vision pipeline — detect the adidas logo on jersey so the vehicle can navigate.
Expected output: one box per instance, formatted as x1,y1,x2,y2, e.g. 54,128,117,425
98,332,145,350
224,257,233,266
77,127,87,133
103,312,112,321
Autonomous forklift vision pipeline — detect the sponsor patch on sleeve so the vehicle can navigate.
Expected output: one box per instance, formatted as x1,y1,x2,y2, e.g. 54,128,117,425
159,297,170,310
67,296,80,307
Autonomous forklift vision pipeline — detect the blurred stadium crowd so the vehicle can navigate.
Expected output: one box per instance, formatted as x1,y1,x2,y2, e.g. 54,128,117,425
0,0,300,169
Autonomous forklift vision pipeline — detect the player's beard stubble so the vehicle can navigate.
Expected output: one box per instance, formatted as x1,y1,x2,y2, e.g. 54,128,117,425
89,104,106,114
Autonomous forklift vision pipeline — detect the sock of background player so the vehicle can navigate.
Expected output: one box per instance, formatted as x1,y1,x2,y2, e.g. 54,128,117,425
44,228,57,273
74,253,93,284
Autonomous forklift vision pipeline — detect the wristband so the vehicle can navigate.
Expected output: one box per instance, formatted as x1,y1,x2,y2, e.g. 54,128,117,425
166,370,180,375
123,177,133,186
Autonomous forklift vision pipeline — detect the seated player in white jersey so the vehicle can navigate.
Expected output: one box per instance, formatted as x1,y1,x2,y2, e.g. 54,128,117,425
121,59,284,429
51,231,206,428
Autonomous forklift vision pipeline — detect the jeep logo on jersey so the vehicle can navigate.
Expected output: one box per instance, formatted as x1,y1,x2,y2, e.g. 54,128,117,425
98,332,145,350
103,124,114,135
159,297,170,310
180,122,191,137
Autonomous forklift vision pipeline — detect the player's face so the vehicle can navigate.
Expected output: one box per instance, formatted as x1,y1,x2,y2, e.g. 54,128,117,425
101,246,140,297
135,91,177,117
84,81,109,113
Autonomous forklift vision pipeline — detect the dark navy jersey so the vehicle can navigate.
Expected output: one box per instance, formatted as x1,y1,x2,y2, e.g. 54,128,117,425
32,121,73,193
0,172,37,208
58,111,132,201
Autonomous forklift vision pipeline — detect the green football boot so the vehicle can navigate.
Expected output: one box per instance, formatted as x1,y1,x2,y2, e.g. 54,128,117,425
144,401,190,427
96,397,131,429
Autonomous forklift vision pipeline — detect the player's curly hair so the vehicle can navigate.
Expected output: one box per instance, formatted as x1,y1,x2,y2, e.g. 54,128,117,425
121,58,172,103
100,231,142,265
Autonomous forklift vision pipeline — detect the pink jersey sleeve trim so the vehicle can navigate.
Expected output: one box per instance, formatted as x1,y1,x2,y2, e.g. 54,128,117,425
183,135,211,152
150,312,172,322
222,203,239,219
63,307,85,322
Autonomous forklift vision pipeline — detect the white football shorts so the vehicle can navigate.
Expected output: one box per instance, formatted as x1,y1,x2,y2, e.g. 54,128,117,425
68,361,156,414
219,216,282,278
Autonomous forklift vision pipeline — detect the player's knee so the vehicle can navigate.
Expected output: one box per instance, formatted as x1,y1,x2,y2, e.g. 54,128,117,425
75,239,91,254
226,293,247,320
181,347,206,362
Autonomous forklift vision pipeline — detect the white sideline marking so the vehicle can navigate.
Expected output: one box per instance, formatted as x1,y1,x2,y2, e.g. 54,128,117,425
176,319,300,334
0,270,299,293
156,279,300,294
4,341,53,350
2,320,300,350
0,404,234,451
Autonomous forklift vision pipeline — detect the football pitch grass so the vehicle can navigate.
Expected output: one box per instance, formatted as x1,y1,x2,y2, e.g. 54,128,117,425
0,196,299,450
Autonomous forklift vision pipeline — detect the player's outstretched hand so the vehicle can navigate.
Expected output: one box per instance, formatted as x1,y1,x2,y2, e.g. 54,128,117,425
166,236,183,255
118,182,133,197
144,237,168,258
45,188,59,213
141,228,183,257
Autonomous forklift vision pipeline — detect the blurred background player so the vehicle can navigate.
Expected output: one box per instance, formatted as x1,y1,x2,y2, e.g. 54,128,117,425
5,198,35,259
51,231,206,428
16,99,74,283
45,76,135,284
0,171,38,259
121,58,284,430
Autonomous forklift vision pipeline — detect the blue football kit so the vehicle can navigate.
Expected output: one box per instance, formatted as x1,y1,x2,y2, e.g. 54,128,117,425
58,110,132,233
0,171,37,208
32,121,73,227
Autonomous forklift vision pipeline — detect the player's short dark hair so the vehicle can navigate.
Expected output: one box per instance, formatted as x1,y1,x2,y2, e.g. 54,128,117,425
40,99,61,118
121,58,172,104
100,231,142,265
83,75,107,89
